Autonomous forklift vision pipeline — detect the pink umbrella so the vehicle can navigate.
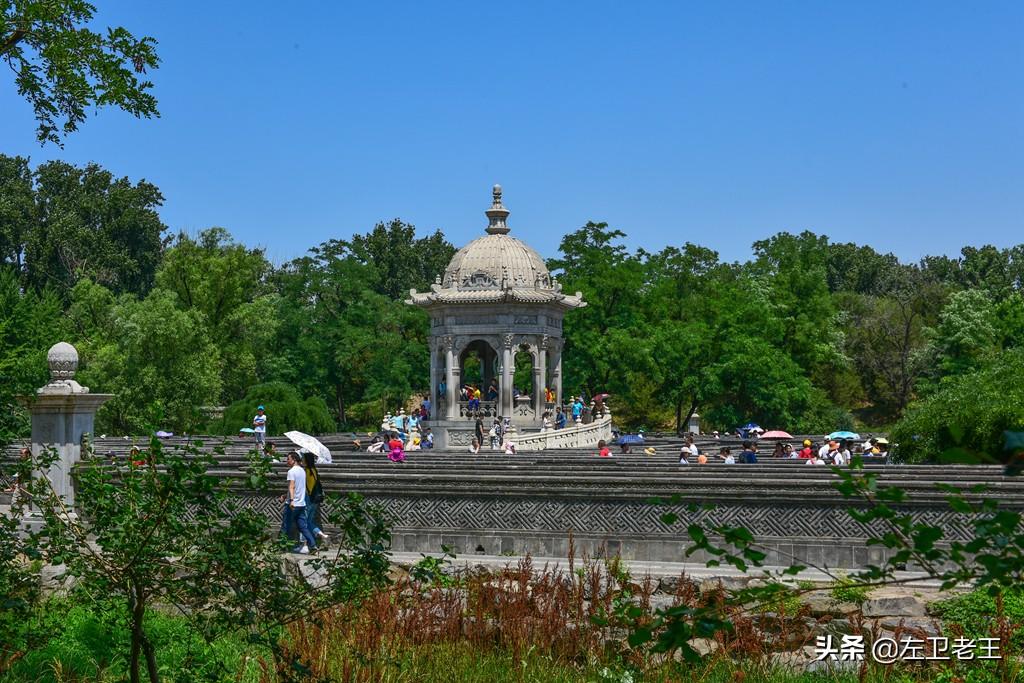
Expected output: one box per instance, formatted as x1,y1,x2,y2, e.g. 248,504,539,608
761,430,793,439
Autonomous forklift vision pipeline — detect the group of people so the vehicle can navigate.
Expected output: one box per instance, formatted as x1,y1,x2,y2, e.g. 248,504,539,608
279,450,331,554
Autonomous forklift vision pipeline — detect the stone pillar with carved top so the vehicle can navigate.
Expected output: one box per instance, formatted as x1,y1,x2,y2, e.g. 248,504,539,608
20,342,113,509
535,336,548,413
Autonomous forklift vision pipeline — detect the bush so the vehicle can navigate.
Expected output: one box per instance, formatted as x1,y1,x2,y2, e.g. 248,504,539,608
215,381,335,435
930,587,1024,650
890,349,1024,464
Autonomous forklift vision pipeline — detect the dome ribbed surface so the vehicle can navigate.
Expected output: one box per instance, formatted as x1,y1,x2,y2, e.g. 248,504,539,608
443,233,551,290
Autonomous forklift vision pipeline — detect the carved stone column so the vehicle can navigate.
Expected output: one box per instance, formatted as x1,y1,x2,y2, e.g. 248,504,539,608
535,335,548,413
428,338,438,414
552,339,563,407
500,333,514,418
443,336,458,419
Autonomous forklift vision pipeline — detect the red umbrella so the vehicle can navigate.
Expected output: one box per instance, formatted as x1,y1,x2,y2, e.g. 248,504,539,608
761,430,793,439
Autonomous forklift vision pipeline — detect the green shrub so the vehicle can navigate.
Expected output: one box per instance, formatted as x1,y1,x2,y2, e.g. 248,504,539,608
890,349,1024,464
930,587,1024,650
829,576,869,605
214,381,335,435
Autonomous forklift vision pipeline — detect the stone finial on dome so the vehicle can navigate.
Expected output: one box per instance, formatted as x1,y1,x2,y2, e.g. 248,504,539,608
485,184,511,235
48,342,79,381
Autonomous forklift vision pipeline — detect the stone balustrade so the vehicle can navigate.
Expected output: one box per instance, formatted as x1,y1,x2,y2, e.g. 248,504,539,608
510,414,613,451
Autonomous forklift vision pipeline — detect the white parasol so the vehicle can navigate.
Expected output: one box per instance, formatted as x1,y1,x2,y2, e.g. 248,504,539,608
283,431,332,464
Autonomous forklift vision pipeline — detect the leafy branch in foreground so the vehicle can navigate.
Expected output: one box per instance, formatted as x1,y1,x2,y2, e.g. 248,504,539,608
12,436,391,683
634,455,1024,664
1,0,160,145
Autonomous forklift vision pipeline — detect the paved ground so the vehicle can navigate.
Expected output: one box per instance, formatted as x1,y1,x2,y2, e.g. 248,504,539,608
387,550,943,587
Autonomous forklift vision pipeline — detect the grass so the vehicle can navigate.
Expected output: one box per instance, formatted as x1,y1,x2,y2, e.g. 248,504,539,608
3,557,1021,682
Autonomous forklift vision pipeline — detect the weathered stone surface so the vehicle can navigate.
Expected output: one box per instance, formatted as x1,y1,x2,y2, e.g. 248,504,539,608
659,574,696,594
687,638,719,656
800,594,859,617
862,595,927,617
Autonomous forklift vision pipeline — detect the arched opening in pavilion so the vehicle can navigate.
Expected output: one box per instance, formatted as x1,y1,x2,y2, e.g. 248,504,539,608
513,346,534,413
459,339,499,416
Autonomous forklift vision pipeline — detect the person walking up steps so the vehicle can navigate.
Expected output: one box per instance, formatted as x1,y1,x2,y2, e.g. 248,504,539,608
253,405,267,451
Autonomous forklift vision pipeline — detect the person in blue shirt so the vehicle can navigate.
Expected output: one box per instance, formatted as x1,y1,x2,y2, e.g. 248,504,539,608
571,397,584,423
739,441,758,464
555,406,567,430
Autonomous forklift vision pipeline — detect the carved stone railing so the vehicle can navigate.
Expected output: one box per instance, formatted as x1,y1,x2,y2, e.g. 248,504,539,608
510,413,612,451
458,400,498,418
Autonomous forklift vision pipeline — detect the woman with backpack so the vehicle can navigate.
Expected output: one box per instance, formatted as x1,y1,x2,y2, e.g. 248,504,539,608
302,451,331,545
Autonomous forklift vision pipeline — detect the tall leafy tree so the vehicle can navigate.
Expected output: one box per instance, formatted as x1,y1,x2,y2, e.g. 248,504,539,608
1,0,159,145
156,227,276,402
21,159,166,296
345,219,456,300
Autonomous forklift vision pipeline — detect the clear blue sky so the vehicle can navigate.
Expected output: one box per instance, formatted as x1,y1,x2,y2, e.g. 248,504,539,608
2,1,1021,265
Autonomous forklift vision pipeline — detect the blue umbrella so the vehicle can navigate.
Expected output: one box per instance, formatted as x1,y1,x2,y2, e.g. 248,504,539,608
741,422,761,431
618,434,645,445
155,430,173,438
828,431,860,440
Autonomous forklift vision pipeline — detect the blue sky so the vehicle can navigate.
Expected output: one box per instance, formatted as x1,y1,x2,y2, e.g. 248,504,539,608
1,1,1021,265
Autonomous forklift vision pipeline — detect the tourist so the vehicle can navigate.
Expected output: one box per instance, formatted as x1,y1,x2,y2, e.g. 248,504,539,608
620,443,631,454
469,438,481,454
541,411,552,430
387,433,405,463
253,405,267,451
818,440,831,460
678,449,689,465
711,430,720,439
488,421,499,449
367,435,386,453
597,439,611,457
697,452,708,464
422,427,434,449
682,436,699,462
474,416,485,448
783,444,796,458
470,386,482,412
571,397,584,424
438,379,446,401
738,441,758,464
771,441,785,458
875,438,889,458
555,406,567,430
644,446,656,456
281,451,317,554
421,395,431,420
486,381,498,401
302,452,330,546
503,440,517,455
721,447,735,464
545,386,554,404
799,439,814,459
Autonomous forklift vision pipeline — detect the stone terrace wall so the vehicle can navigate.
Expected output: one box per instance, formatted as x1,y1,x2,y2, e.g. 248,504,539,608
5,438,1019,571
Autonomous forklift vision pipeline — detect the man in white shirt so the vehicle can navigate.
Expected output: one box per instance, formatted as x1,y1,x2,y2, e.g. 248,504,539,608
282,451,317,554
253,405,267,451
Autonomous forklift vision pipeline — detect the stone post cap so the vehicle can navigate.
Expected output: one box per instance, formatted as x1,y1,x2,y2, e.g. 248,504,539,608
39,341,89,394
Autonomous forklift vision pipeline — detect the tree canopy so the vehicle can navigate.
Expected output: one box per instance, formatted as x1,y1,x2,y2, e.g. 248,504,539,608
0,153,1021,456
2,0,159,145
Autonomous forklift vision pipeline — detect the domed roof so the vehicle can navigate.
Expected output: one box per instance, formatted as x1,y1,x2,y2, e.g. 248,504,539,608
442,232,551,290
406,185,584,309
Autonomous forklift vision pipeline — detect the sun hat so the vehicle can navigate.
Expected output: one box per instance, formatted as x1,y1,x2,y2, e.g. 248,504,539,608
875,438,889,445
257,405,265,410
803,439,812,446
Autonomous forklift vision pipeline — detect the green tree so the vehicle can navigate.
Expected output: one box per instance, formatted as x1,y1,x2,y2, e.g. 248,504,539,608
70,282,222,434
345,219,456,300
156,227,276,402
548,222,651,403
0,267,66,442
891,348,1024,464
925,288,1000,385
0,155,34,270
21,159,166,297
1,0,159,145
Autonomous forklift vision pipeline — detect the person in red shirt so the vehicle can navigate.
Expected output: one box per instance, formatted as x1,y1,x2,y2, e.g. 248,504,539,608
597,439,612,457
799,439,814,459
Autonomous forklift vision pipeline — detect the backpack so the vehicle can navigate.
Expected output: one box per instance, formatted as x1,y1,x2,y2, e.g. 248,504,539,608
309,469,325,503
